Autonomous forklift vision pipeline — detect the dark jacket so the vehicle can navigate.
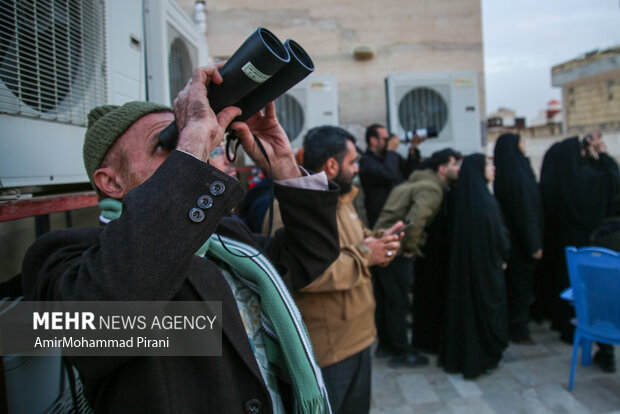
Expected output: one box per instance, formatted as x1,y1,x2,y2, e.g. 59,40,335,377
21,151,340,413
358,150,403,228
591,217,620,251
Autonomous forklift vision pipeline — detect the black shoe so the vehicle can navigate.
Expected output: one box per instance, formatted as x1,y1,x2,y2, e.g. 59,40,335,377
388,352,429,368
374,346,393,359
594,350,617,373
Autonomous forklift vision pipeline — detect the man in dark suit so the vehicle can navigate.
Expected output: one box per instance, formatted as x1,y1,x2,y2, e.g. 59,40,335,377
358,124,423,229
21,66,340,413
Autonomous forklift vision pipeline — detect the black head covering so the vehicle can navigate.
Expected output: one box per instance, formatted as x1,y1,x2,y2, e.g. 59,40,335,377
450,154,511,289
442,153,510,379
493,133,543,255
540,136,620,241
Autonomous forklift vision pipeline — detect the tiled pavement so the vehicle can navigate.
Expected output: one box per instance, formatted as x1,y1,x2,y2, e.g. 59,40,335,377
370,322,620,414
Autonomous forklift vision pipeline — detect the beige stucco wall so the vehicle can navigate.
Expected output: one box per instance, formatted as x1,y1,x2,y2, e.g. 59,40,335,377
562,67,620,135
177,0,484,129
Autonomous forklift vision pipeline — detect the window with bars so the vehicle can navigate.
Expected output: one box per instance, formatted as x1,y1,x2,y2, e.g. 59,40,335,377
0,0,106,126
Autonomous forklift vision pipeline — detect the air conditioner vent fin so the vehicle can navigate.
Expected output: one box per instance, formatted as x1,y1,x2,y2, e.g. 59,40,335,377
0,0,106,126
275,94,304,143
165,23,198,106
398,87,449,134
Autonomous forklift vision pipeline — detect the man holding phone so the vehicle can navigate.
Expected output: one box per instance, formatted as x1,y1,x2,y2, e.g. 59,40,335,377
295,126,403,413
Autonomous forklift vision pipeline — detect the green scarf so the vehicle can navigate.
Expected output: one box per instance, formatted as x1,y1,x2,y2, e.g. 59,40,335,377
100,199,331,414
98,198,122,223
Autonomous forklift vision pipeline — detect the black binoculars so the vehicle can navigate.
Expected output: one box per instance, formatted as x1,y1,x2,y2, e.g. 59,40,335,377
401,127,439,143
158,27,315,150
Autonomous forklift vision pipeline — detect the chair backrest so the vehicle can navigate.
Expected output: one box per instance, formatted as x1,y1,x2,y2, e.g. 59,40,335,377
565,246,620,342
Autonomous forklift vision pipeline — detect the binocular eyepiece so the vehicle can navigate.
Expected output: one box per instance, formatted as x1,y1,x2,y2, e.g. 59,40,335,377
158,27,315,150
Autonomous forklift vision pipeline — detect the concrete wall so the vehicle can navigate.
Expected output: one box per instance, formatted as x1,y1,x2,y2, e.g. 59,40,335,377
485,132,620,179
562,67,620,135
487,123,564,142
177,0,484,129
551,47,620,136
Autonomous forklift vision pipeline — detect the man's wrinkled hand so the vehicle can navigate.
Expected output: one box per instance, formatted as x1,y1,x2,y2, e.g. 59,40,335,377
174,64,241,162
229,102,300,180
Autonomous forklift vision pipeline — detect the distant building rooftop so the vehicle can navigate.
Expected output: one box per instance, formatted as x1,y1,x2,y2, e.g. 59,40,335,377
552,46,620,86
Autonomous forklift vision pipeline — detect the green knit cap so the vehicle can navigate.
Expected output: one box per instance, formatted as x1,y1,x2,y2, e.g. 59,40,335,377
83,101,171,192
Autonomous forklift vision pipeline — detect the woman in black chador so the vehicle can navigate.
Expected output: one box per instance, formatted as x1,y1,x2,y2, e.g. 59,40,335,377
441,153,510,379
493,134,543,344
533,134,620,344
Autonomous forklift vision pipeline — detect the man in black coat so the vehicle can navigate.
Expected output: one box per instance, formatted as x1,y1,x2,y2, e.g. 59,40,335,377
21,66,340,413
359,124,401,229
358,125,422,228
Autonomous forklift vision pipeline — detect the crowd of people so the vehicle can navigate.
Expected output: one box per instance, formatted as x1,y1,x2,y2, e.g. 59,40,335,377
354,126,620,382
20,63,620,413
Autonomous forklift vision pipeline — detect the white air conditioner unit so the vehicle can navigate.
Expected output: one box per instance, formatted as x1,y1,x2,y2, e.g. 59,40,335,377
385,71,482,156
274,74,338,150
0,0,204,189
144,0,201,106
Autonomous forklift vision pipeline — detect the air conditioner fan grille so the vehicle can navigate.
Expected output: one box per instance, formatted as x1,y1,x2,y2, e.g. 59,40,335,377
275,94,304,143
398,87,449,134
0,0,106,126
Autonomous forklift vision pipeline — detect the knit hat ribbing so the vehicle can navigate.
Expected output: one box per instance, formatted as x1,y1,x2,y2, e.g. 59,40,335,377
83,101,172,192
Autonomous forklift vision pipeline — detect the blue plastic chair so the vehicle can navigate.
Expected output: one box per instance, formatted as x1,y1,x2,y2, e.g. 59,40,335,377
564,246,620,391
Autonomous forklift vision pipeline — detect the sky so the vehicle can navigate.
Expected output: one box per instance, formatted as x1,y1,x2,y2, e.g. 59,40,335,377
482,0,620,124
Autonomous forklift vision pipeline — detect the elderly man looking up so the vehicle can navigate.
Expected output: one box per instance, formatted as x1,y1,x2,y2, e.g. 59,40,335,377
21,65,340,413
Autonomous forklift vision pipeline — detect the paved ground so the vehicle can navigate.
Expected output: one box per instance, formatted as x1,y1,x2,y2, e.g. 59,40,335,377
370,322,620,414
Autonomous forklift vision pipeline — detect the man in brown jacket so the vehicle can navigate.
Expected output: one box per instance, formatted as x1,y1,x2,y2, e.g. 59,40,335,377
296,126,404,414
373,148,461,367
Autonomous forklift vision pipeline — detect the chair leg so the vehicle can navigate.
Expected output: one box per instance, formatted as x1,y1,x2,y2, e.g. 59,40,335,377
569,332,580,391
581,338,592,366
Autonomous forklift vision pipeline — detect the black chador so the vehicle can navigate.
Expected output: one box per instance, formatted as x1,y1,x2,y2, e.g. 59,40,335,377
440,154,510,379
493,134,543,343
412,184,455,354
534,137,620,342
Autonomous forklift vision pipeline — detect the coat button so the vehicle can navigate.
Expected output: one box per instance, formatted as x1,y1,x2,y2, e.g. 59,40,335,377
197,195,213,209
189,208,205,223
244,399,261,414
210,181,225,196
